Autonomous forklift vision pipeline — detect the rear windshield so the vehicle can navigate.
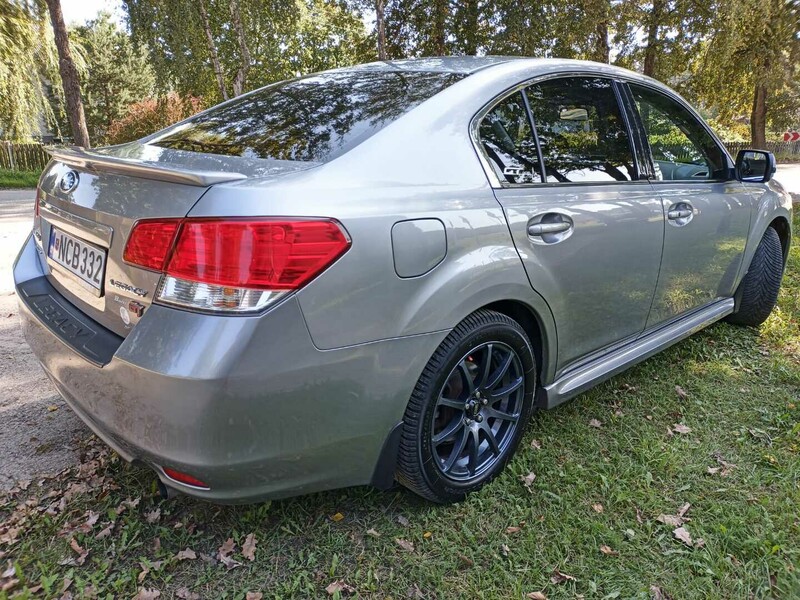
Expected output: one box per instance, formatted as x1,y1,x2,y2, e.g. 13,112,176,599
151,70,466,163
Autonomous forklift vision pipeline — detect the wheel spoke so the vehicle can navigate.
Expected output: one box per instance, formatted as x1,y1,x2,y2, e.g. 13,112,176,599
442,426,469,472
467,426,480,474
488,375,523,400
438,397,466,410
477,343,493,388
432,415,465,445
456,360,475,396
482,423,501,455
485,351,514,391
484,406,520,422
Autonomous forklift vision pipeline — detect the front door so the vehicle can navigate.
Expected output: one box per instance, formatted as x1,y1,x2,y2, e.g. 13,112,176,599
626,83,753,327
479,76,664,373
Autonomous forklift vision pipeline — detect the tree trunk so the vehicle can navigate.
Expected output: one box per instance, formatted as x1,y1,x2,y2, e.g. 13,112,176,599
463,0,480,55
46,0,90,148
198,0,228,101
432,0,448,55
230,0,251,97
376,0,387,60
642,0,665,77
594,20,610,63
750,82,767,148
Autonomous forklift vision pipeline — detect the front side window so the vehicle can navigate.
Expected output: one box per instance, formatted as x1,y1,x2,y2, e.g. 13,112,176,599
526,77,635,183
151,70,466,163
479,92,542,184
630,84,727,181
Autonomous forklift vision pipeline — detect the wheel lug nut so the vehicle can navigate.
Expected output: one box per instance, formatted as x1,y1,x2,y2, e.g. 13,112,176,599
482,398,488,405
476,414,483,423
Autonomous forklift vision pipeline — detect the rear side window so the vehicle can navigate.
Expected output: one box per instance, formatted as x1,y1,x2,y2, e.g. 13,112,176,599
151,70,466,163
629,84,727,181
526,77,636,183
479,92,543,184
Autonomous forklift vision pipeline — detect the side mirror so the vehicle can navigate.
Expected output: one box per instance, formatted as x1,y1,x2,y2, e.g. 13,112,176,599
735,149,776,183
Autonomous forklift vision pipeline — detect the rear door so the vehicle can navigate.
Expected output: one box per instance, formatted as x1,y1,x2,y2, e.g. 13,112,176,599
624,83,753,328
482,76,665,373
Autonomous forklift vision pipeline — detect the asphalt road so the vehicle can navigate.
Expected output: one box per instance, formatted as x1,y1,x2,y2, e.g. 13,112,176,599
0,165,798,489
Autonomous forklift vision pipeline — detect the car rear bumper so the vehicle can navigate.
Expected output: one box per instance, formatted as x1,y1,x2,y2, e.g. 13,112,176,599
14,233,445,503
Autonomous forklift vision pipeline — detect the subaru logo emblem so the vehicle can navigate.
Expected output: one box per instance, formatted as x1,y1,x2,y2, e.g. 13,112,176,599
59,170,79,193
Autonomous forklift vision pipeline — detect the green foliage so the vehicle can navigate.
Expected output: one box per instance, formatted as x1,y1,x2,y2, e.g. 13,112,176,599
73,13,155,145
106,92,205,144
0,167,40,189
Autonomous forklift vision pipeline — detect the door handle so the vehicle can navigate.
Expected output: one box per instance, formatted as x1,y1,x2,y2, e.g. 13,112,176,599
528,222,572,236
667,208,692,220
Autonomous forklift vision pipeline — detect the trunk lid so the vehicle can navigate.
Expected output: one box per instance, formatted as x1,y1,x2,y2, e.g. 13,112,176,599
36,142,315,337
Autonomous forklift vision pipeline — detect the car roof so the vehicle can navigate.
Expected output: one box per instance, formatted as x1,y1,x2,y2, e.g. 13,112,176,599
338,56,525,75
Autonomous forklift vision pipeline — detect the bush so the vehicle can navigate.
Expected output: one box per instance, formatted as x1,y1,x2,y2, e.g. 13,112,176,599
106,93,205,145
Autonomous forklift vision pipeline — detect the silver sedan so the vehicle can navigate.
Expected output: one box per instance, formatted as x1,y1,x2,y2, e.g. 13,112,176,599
14,57,792,503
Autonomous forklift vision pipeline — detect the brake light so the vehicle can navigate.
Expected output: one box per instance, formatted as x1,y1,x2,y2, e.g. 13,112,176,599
162,467,209,489
124,218,350,313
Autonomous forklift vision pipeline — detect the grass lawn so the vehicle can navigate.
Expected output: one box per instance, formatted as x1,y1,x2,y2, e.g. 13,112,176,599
0,169,40,190
2,214,798,599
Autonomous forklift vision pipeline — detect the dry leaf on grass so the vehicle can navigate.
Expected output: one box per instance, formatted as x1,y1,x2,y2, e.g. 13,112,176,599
592,503,604,513
242,533,257,561
530,439,542,450
501,543,511,556
589,419,602,428
330,512,345,522
366,528,380,538
325,580,355,595
394,538,414,552
397,515,410,527
458,554,474,567
673,526,693,546
527,592,548,599
2,562,15,578
675,385,689,400
656,514,687,527
521,472,536,488
145,509,161,524
176,548,197,561
550,568,577,584
134,589,161,600
219,554,242,570
506,526,522,534
66,538,88,566
218,538,235,558
175,588,200,600
137,560,164,583
650,585,668,600
599,545,618,556
246,593,263,600
423,531,432,539
672,423,692,435
677,503,691,517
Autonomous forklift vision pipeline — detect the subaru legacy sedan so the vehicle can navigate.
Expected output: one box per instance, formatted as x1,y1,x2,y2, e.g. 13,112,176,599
15,57,791,503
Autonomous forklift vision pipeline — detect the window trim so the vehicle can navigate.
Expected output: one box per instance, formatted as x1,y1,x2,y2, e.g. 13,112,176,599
471,70,735,189
621,81,734,184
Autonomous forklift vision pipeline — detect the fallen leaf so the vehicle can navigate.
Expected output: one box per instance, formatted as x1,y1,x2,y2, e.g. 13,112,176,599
397,514,410,527
423,531,432,539
636,507,644,524
650,585,667,600
673,526,693,546
501,543,510,556
1,579,19,592
458,554,474,567
521,472,536,488
672,423,692,435
592,503,604,513
134,588,160,600
145,509,161,524
176,548,197,561
589,418,602,428
707,466,722,475
506,526,522,534
245,593,263,600
599,544,619,556
677,503,691,517
218,538,235,558
550,568,577,584
366,528,380,538
137,560,164,583
675,385,689,400
219,554,242,570
657,514,686,527
325,580,355,595
330,512,345,522
68,538,88,565
175,588,200,600
395,538,414,552
694,538,706,548
242,533,257,561
47,405,59,412
527,593,548,600
96,524,113,539
530,439,542,450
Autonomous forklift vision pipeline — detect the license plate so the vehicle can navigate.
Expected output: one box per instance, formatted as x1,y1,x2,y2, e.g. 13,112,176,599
47,227,107,292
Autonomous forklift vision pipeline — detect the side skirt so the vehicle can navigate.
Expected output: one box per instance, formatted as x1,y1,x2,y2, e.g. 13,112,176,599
537,298,735,409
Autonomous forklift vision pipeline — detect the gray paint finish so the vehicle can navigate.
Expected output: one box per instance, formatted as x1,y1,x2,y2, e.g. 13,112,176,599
13,57,793,502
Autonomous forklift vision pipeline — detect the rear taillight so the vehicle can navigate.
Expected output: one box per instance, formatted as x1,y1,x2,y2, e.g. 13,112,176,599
162,467,209,489
124,218,350,313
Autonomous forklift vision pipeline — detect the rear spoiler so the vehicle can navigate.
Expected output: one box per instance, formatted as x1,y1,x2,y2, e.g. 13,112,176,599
47,146,247,187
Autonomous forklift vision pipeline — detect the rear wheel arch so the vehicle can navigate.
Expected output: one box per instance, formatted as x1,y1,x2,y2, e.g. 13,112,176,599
768,217,791,264
480,299,548,383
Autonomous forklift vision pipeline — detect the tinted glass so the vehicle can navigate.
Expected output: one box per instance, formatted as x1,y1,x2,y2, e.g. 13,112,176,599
630,84,727,181
526,77,635,183
479,92,542,184
152,70,466,162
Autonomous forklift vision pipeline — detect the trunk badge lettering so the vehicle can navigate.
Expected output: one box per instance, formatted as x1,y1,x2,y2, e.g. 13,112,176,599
109,279,147,297
59,170,79,193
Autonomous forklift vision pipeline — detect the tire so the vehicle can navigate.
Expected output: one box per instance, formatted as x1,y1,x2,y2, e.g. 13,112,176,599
396,309,536,503
726,227,784,327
